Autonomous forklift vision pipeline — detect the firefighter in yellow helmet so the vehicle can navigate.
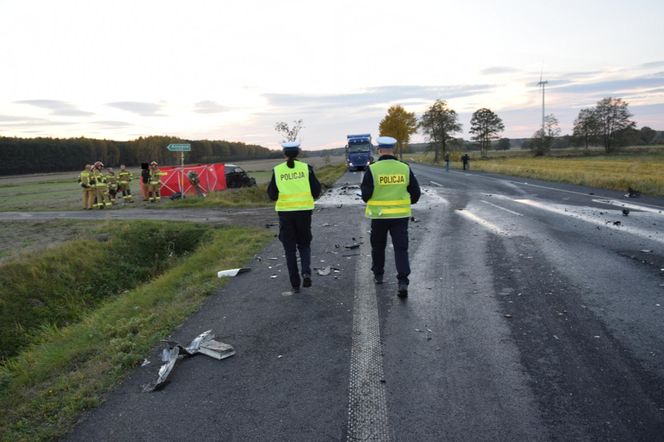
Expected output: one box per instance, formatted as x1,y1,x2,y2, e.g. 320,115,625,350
361,136,421,298
92,161,112,209
148,161,166,202
106,168,119,204
78,163,94,210
117,164,134,203
266,141,321,293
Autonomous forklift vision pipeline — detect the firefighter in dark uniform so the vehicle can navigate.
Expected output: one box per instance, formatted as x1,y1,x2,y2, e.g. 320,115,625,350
361,136,421,297
267,141,322,293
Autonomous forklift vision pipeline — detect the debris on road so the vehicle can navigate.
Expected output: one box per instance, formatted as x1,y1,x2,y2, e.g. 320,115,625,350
613,221,622,226
345,244,361,249
625,187,641,198
622,209,630,216
141,359,151,367
316,266,331,276
504,314,513,319
143,330,235,392
217,267,251,278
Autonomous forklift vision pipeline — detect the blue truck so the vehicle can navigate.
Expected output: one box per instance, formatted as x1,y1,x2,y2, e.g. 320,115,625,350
345,134,374,171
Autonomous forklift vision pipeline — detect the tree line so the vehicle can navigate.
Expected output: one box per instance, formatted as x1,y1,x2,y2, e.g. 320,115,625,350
377,96,660,162
0,135,281,175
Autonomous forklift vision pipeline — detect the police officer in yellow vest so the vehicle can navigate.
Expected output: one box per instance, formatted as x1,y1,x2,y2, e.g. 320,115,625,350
361,136,421,297
267,141,322,293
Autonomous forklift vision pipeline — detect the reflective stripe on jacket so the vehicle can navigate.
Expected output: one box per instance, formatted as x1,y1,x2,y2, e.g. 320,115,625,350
274,160,314,211
365,159,411,219
118,170,132,184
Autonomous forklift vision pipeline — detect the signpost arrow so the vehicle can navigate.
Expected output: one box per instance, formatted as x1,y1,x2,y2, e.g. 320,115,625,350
167,143,191,152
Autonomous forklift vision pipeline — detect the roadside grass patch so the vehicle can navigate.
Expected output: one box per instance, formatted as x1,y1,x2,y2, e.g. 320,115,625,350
411,150,664,197
166,162,347,209
0,224,272,441
0,221,209,360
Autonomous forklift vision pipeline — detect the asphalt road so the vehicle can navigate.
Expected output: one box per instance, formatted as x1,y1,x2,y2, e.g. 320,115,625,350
65,165,664,441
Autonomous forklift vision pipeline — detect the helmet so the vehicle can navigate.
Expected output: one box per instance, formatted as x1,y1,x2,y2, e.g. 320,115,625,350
150,161,158,166
95,161,103,168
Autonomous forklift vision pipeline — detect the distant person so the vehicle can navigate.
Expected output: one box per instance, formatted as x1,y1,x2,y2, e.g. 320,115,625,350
141,163,150,200
106,168,118,204
78,163,94,210
444,152,450,171
117,164,134,203
361,136,421,298
461,153,470,170
267,141,321,293
147,161,166,202
92,161,111,209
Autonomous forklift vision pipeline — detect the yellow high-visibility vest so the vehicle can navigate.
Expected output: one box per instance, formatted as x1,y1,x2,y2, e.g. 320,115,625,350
365,159,412,219
274,161,314,211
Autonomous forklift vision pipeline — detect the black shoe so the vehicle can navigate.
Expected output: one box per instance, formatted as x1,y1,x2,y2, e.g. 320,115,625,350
302,275,312,288
374,274,384,284
397,282,408,298
292,286,300,294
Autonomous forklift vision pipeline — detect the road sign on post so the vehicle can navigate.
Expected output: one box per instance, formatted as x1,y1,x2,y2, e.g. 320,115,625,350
167,143,191,152
166,144,191,197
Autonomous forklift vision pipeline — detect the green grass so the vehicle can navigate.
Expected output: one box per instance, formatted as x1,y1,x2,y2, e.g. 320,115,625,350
0,224,272,442
166,163,347,209
0,221,210,360
411,150,664,197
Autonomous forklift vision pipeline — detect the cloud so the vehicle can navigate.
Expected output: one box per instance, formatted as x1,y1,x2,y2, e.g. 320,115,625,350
194,100,230,114
481,66,520,75
106,101,165,116
552,75,664,96
265,84,494,110
14,99,94,117
639,60,664,69
92,120,133,128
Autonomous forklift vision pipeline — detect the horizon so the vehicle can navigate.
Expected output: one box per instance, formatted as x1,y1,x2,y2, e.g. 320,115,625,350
1,0,663,150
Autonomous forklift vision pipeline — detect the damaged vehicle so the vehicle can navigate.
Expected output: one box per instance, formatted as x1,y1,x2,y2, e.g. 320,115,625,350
225,164,257,188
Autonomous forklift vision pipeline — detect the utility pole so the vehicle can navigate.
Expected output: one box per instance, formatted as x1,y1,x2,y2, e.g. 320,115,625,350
538,74,548,144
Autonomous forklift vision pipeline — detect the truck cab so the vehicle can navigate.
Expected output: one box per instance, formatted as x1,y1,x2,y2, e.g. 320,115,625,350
345,134,374,171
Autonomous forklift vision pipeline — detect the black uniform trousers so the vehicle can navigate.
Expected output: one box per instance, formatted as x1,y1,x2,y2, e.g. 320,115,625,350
370,217,410,285
278,210,312,288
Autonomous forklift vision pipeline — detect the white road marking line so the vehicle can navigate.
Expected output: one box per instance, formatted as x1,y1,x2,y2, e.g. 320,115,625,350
456,209,507,235
430,180,443,187
347,220,391,441
591,199,664,214
480,199,523,216
514,198,664,244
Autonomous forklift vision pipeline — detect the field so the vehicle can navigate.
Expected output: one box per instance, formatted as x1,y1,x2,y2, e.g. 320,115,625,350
410,147,664,197
0,156,345,211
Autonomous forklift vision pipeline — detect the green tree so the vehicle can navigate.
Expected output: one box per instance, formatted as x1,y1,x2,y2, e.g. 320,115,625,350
274,119,303,142
595,97,636,153
378,105,418,160
419,99,462,163
469,108,505,158
529,114,560,156
639,126,657,145
572,108,600,149
497,137,511,150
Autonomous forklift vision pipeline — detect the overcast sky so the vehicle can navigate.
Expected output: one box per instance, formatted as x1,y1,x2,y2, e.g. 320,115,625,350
1,0,663,149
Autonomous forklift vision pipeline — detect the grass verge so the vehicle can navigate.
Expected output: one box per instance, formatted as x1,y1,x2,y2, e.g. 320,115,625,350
411,151,664,197
0,224,272,441
166,162,347,209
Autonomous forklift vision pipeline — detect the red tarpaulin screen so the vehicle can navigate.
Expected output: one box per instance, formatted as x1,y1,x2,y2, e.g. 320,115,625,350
140,163,226,197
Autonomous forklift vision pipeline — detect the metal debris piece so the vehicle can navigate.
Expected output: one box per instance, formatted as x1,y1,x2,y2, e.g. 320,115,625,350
143,330,235,392
217,267,251,278
613,221,622,226
141,359,151,367
625,187,641,198
641,249,653,253
504,314,513,319
622,209,630,216
345,244,361,249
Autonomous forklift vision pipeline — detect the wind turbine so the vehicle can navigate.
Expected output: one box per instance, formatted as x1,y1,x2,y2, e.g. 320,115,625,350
537,70,548,141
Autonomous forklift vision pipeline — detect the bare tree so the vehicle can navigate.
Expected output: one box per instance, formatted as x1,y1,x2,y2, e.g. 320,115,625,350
274,119,304,142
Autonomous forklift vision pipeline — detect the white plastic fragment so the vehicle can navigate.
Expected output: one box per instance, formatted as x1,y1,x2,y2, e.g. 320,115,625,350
217,267,251,278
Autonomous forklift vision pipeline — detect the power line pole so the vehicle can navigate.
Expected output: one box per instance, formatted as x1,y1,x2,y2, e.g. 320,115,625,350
538,74,548,144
